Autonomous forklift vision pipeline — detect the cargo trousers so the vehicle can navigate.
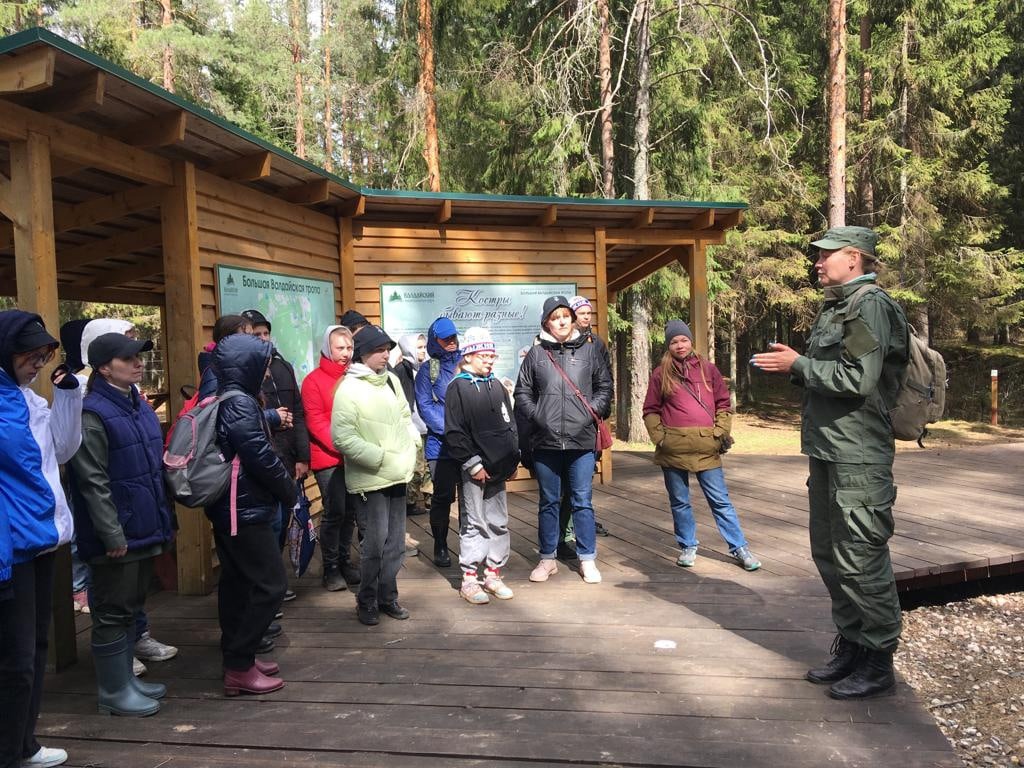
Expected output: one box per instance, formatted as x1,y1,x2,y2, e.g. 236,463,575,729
807,457,901,652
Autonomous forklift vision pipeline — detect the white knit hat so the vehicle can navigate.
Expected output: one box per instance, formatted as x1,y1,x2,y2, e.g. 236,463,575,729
569,296,592,311
460,326,496,356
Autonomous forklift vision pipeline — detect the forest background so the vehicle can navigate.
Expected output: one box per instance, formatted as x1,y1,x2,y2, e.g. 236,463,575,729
3,0,1022,431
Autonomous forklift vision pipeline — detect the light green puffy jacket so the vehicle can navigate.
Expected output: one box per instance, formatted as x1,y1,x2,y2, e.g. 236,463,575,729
331,364,421,494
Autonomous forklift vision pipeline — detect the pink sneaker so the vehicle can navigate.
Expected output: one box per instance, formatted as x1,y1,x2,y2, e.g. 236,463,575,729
529,559,558,582
72,590,89,614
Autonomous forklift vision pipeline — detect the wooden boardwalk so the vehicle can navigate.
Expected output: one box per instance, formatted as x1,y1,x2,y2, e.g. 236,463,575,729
36,443,1023,767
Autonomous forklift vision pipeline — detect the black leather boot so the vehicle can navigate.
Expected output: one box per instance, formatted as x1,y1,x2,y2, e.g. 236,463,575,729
806,634,864,684
828,648,896,699
431,524,451,567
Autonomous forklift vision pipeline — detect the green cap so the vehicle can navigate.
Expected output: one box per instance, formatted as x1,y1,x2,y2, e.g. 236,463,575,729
810,226,878,257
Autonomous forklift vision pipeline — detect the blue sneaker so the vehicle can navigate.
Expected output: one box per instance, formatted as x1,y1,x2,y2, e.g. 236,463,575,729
732,546,761,571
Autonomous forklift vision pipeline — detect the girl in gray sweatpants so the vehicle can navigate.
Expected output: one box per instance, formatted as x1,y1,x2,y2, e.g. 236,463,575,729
443,327,521,604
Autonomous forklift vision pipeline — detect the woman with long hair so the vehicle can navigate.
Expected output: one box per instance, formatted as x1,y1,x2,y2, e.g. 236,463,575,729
642,320,760,571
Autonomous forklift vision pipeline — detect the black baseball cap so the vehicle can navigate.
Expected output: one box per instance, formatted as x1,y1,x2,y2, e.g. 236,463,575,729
352,324,395,362
14,319,59,353
240,309,271,332
87,333,154,368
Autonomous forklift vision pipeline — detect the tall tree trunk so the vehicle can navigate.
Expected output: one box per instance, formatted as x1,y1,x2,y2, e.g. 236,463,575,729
614,292,631,441
290,0,307,159
826,0,847,227
160,0,174,93
418,0,441,192
623,0,653,444
897,14,929,339
322,0,334,171
858,11,873,224
598,0,615,198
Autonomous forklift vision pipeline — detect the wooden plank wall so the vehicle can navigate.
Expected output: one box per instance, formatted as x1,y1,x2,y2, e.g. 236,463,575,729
349,222,607,488
194,171,343,331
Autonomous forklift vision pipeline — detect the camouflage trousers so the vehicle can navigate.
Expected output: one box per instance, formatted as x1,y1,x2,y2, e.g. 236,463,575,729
407,442,433,510
807,457,902,652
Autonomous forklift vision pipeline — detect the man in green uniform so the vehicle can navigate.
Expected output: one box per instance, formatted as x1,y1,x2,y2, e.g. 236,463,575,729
751,226,909,699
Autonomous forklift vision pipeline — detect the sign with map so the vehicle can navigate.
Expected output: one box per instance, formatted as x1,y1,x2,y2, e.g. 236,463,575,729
380,282,577,384
216,265,336,383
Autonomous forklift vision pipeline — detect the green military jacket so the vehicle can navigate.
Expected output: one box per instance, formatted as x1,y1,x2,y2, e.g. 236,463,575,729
791,274,909,464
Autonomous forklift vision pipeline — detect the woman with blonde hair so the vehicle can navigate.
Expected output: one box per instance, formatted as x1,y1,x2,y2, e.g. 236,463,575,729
642,320,760,571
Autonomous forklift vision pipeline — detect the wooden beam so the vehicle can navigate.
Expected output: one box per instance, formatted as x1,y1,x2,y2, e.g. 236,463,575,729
120,109,187,148
0,171,14,222
594,226,611,484
605,245,672,292
605,229,699,246
716,209,744,230
433,199,452,224
339,195,365,218
690,208,715,230
162,161,212,596
90,255,164,288
630,207,655,228
56,185,165,234
340,216,356,312
50,159,88,179
689,243,709,357
0,98,174,185
535,204,557,227
24,70,105,114
206,151,272,181
0,47,55,94
280,178,330,205
56,224,163,272
58,283,164,305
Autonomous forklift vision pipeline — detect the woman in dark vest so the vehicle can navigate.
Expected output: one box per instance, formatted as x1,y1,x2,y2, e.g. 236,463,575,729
69,333,173,717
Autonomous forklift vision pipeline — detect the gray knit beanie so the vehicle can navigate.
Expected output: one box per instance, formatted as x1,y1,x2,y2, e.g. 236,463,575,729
665,320,693,345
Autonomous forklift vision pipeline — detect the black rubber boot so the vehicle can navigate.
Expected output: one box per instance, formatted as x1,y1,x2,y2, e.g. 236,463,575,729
124,644,166,700
94,636,161,717
806,634,864,684
828,648,896,699
431,524,451,567
322,564,347,592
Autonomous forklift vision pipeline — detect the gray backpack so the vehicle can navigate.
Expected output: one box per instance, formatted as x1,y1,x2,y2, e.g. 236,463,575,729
163,391,245,508
848,286,947,445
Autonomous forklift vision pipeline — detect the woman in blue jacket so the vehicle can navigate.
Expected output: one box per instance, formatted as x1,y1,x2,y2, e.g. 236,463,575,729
69,333,174,718
0,310,82,768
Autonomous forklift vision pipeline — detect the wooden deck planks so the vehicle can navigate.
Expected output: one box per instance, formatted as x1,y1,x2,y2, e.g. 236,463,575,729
36,443,1021,767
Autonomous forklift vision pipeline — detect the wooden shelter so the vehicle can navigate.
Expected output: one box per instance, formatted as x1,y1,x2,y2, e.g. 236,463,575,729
0,27,746,617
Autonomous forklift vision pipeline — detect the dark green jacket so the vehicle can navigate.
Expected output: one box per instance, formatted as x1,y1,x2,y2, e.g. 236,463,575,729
791,275,909,464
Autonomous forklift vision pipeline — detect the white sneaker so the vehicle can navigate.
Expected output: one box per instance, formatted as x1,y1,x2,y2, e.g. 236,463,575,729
133,656,147,676
529,559,558,582
482,572,514,600
22,746,68,767
134,631,178,662
579,560,602,584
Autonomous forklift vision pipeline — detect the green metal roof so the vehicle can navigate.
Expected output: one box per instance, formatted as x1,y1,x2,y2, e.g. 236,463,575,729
0,27,747,213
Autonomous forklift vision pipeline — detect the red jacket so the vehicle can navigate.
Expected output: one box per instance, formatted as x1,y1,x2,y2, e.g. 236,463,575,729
301,355,348,471
642,355,730,428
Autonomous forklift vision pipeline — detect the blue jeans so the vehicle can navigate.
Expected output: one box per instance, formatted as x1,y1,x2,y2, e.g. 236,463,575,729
533,449,597,561
662,466,748,553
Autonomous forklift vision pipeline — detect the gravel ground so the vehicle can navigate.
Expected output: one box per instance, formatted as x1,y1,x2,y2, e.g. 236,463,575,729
896,590,1024,767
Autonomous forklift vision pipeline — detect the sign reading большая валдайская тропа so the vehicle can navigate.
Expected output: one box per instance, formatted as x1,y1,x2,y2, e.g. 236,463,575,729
217,264,336,384
380,282,576,384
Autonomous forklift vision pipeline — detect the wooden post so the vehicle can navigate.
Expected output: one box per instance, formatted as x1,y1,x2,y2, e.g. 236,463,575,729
594,227,612,483
11,131,77,669
688,242,709,358
161,161,213,595
991,370,999,426
339,216,356,313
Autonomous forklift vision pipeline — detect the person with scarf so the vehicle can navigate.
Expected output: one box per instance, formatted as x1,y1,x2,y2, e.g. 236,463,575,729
0,310,83,768
642,320,760,571
444,328,520,604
